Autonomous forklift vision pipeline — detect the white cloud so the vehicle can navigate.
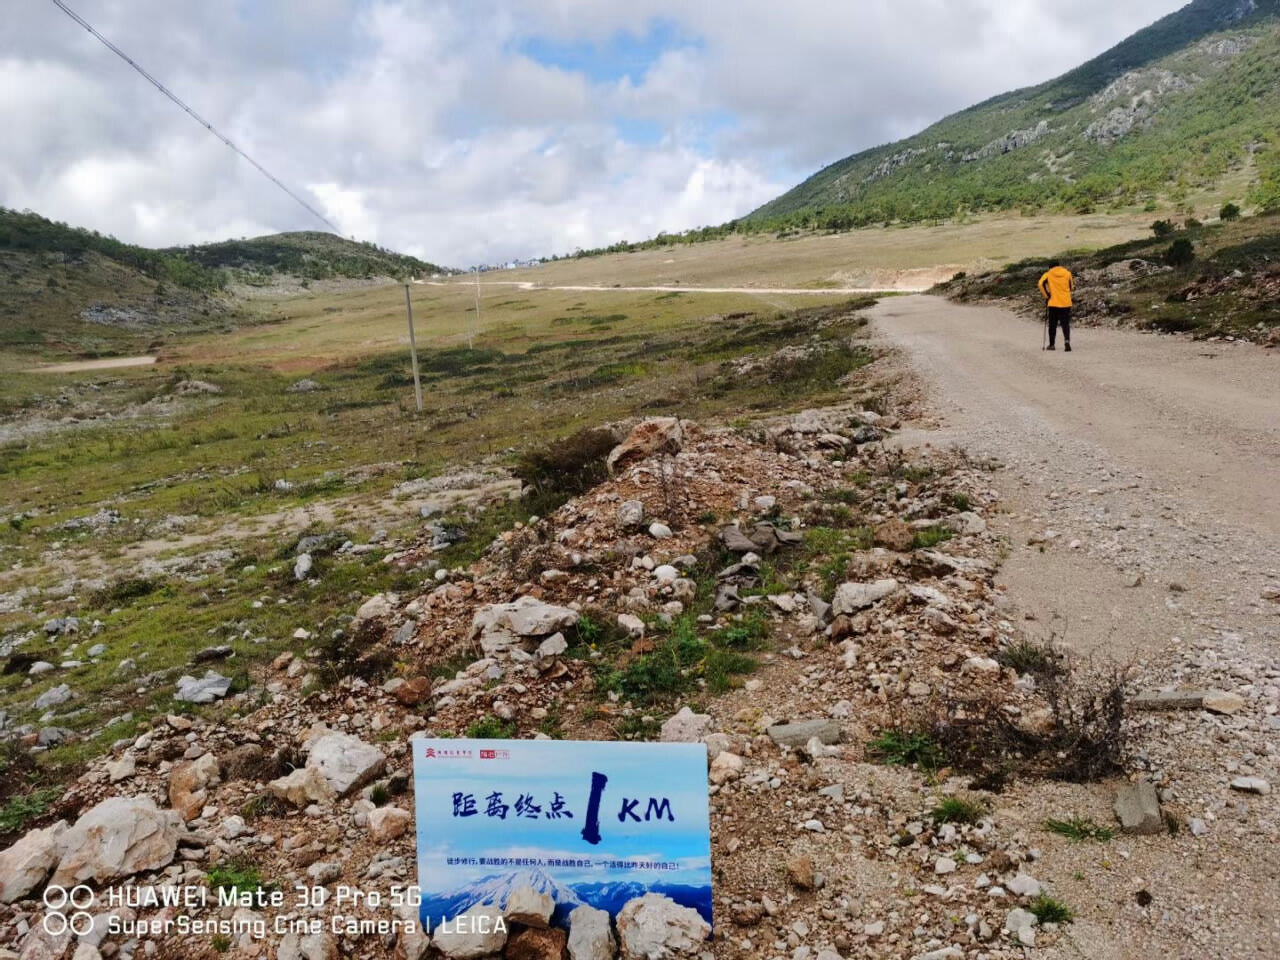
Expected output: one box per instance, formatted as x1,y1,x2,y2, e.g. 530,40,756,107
0,0,1189,264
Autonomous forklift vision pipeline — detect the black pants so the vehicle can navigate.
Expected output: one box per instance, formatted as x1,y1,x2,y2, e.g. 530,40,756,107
1048,306,1071,346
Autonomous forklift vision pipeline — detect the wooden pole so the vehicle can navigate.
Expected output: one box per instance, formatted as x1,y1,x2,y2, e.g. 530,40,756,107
404,284,423,413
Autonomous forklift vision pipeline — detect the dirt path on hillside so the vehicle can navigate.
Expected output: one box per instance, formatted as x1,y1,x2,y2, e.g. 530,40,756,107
477,281,930,295
28,355,157,373
872,294,1280,960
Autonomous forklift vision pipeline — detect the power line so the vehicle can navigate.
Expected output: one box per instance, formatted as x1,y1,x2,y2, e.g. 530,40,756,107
48,0,339,234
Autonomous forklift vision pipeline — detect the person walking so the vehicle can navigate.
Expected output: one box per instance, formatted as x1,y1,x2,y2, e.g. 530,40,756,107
1038,262,1074,351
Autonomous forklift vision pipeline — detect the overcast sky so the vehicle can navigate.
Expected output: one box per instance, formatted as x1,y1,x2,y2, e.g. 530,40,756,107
1,0,1188,265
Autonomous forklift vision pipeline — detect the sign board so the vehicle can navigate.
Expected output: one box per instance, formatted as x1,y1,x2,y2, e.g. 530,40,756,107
411,738,712,933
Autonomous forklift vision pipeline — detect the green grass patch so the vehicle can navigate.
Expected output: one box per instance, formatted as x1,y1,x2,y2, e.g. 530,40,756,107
0,786,61,834
868,729,944,770
1044,816,1115,842
1029,894,1074,924
931,795,989,825
206,859,271,897
911,526,954,550
465,715,516,739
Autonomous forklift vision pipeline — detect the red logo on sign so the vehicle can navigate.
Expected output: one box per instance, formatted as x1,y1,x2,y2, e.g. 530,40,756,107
480,749,496,759
424,747,436,758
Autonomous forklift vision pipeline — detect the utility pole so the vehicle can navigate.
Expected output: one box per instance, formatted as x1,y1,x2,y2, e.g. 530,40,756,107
471,266,481,350
404,284,423,413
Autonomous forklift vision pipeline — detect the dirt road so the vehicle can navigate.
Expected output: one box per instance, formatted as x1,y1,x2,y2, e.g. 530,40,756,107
871,294,1280,661
28,355,157,373
872,294,1280,959
476,281,926,295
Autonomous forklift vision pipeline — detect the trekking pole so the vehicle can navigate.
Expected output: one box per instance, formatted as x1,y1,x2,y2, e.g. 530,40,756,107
1042,305,1049,350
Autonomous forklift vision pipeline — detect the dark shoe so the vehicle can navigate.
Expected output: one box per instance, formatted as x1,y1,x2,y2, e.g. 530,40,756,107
1064,343,1072,352
1047,344,1056,350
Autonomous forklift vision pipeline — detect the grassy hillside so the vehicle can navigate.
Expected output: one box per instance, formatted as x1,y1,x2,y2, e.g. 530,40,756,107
171,231,450,284
749,0,1280,228
936,209,1280,340
0,209,451,359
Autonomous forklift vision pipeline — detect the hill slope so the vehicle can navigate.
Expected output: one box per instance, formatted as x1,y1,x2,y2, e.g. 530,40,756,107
0,209,450,358
749,0,1280,227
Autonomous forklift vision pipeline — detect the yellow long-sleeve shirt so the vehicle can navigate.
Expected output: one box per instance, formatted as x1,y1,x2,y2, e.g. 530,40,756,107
1038,266,1074,308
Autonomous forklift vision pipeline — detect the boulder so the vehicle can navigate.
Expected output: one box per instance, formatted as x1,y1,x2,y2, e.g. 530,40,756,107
616,893,709,960
708,752,744,785
660,707,712,743
567,905,616,960
472,598,579,656
606,418,684,474
34,684,73,710
505,926,567,960
504,885,554,927
1114,779,1162,835
50,797,184,887
354,593,396,628
294,553,314,581
268,767,336,807
0,820,67,903
831,580,899,615
367,806,413,842
174,671,231,703
168,752,221,822
767,720,843,748
1202,691,1246,715
432,903,508,959
307,732,386,797
872,519,914,552
617,500,646,531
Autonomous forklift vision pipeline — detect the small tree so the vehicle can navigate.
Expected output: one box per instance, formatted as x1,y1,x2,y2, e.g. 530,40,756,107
1220,202,1241,221
1165,238,1194,267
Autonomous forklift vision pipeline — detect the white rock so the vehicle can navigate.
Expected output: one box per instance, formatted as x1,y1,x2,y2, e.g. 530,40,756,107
616,893,710,960
0,820,68,903
649,523,674,539
34,684,73,710
536,633,568,659
354,593,395,626
653,565,680,583
222,815,250,840
105,754,136,783
50,797,184,887
307,732,387,797
504,885,554,927
294,553,313,581
831,580,899,615
432,903,508,959
617,500,646,530
174,671,231,703
618,614,647,639
935,857,958,875
708,752,745,785
963,656,1001,674
568,904,617,960
1230,777,1271,795
1006,873,1041,897
268,767,336,807
660,707,712,743
367,806,412,841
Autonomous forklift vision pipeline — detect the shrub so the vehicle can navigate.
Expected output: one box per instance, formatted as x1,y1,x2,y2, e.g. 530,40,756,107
207,859,269,896
1165,238,1194,267
513,427,617,497
996,639,1067,680
1219,202,1241,221
1151,219,1175,238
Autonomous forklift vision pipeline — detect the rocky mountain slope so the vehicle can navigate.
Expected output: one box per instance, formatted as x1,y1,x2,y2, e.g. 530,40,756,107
3,389,1274,958
749,0,1280,228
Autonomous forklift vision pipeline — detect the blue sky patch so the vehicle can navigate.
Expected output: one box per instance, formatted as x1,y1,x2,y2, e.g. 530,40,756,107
516,18,703,85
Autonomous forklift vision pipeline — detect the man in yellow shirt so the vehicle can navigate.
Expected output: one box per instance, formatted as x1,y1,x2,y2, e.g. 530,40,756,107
1038,262,1074,352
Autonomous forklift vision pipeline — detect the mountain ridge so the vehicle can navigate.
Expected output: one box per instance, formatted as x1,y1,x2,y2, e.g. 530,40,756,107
747,0,1280,227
